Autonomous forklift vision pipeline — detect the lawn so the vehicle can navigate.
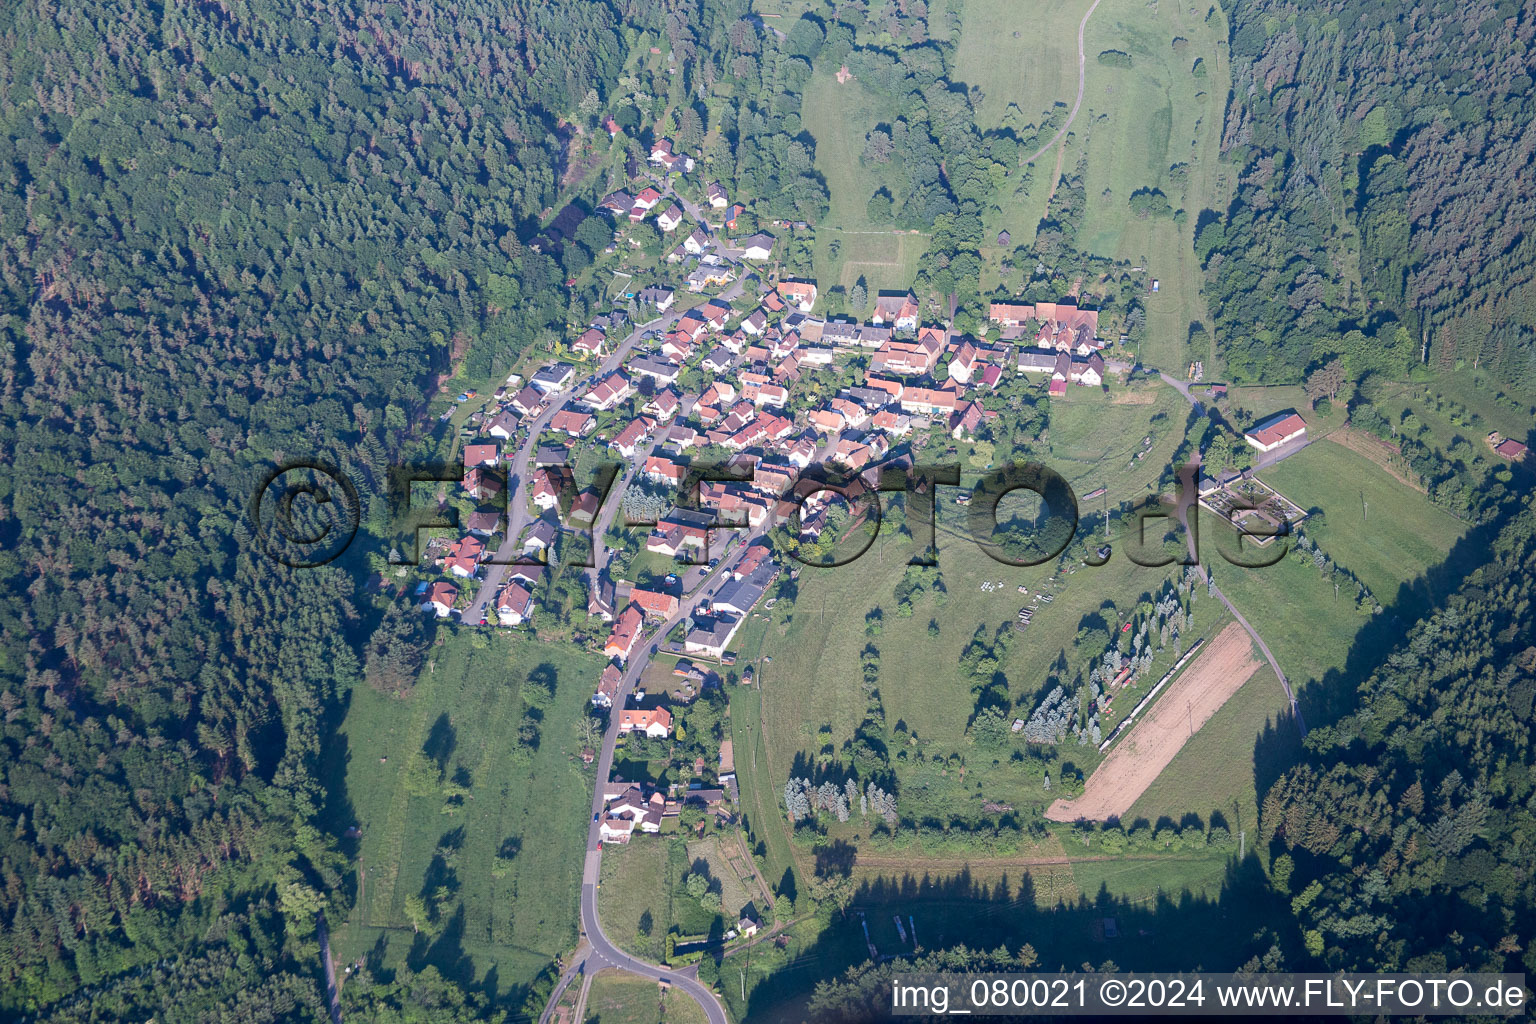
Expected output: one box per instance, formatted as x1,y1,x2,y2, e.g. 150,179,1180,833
597,839,677,963
330,628,604,1000
583,968,708,1024
1067,0,1233,374
1256,442,1468,608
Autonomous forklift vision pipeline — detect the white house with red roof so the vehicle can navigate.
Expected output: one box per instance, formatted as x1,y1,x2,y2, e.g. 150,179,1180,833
619,706,673,738
420,581,458,618
776,280,818,312
610,416,656,459
572,327,607,358
604,604,646,663
463,442,500,468
1244,411,1308,453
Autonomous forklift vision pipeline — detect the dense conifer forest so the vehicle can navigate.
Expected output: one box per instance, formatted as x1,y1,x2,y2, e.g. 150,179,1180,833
1200,0,1536,388
0,0,637,1015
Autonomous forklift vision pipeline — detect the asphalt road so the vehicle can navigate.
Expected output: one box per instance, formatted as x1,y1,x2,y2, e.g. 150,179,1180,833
464,277,744,624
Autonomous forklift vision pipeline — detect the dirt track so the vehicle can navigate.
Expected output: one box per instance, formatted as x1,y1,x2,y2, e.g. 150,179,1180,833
1045,622,1260,822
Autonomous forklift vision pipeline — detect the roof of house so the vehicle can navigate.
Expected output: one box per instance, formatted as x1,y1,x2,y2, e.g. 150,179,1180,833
619,706,673,731
1246,411,1308,447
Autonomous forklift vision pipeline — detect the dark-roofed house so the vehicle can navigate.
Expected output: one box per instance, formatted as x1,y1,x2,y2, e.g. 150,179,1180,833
638,284,675,312
685,614,742,659
530,363,575,393
738,233,775,260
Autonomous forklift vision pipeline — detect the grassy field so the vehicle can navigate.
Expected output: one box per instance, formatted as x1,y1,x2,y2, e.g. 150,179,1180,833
331,629,604,1000
598,837,726,959
953,0,1081,131
1066,0,1232,374
597,839,676,963
1256,442,1468,606
583,969,708,1024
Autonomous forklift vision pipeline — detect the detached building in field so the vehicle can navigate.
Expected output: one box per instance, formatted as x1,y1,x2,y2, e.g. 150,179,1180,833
1244,411,1308,453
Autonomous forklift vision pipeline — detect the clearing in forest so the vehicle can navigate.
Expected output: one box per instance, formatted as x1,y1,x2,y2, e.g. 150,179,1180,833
1045,622,1260,822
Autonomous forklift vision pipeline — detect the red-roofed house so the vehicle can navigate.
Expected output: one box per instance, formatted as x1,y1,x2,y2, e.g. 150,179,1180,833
464,443,500,468
421,581,458,618
573,327,607,357
619,706,673,738
644,454,687,486
776,280,818,313
443,535,485,578
550,408,596,437
610,416,656,459
604,605,645,663
1244,412,1308,453
630,588,680,619
592,664,623,708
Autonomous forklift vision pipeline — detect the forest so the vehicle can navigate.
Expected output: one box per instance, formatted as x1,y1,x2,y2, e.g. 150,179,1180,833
0,0,647,1016
1200,0,1536,388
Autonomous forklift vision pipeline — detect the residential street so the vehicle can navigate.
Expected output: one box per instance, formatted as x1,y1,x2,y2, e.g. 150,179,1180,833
464,276,744,625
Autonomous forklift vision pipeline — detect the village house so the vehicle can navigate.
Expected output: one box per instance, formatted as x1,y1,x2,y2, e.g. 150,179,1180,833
443,535,485,578
657,204,685,232
420,581,458,618
604,604,646,663
549,407,596,438
568,489,603,524
533,445,569,468
496,581,534,626
530,467,565,511
988,300,1035,328
486,409,520,439
599,190,633,215
725,203,744,231
1017,347,1059,374
631,355,683,386
642,389,680,421
630,587,680,619
465,511,502,538
687,266,735,292
510,386,545,417
610,416,656,459
776,279,818,313
629,186,663,221
619,706,674,738
644,453,687,487
1244,411,1308,453
871,291,919,331
900,386,959,417
463,442,499,468
685,615,742,659
530,363,576,393
738,233,775,260
572,327,607,358
582,372,635,412
649,138,695,174
638,284,675,312
521,518,557,558
592,664,623,708
683,228,709,255
706,181,729,207
947,341,979,384
741,309,768,336
462,467,502,502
